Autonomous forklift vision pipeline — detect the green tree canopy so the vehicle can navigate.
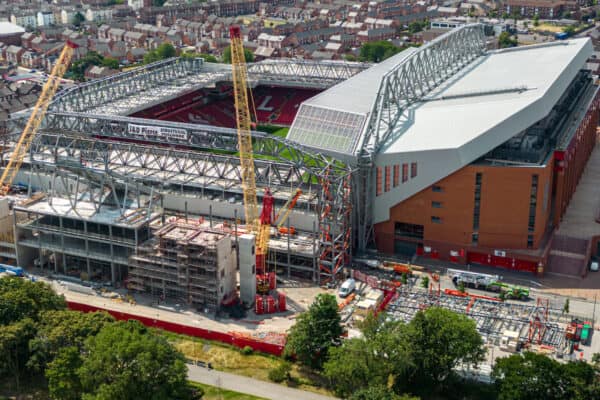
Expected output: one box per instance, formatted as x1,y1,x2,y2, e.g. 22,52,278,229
144,43,177,64
101,57,119,70
498,31,518,48
222,45,255,64
359,41,402,62
28,310,114,373
46,320,193,400
284,293,342,369
73,12,85,27
492,353,600,400
405,307,485,388
0,276,65,325
324,319,412,398
350,385,420,400
0,318,37,393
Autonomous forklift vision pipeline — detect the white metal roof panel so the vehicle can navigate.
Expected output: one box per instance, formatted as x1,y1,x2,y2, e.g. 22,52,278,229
382,39,592,155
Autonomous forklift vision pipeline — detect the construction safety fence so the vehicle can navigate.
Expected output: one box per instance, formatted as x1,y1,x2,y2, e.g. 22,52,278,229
67,301,285,356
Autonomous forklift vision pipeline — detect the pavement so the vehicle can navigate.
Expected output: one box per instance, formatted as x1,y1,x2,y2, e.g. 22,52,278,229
187,365,337,400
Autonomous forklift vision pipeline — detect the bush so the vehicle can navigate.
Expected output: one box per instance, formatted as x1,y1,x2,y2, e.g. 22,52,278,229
241,345,253,355
421,276,430,289
268,362,291,383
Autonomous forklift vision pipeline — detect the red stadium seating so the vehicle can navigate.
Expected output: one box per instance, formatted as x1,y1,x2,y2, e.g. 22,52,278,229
129,86,322,128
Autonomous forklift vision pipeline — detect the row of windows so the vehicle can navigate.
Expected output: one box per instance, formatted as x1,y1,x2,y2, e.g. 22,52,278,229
472,172,482,244
376,162,418,196
527,175,539,248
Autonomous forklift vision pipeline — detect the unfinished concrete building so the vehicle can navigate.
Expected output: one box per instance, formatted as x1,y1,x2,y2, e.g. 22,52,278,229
129,220,237,312
12,178,160,284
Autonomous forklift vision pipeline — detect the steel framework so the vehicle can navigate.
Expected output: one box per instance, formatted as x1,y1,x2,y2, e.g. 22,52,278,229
359,24,487,155
27,131,353,282
247,59,369,87
50,57,204,113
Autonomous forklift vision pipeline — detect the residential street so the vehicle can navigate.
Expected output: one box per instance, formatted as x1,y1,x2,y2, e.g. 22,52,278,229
186,364,337,400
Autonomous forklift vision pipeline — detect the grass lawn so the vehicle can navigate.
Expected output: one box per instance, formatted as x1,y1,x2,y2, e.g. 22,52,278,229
156,329,334,396
190,382,266,400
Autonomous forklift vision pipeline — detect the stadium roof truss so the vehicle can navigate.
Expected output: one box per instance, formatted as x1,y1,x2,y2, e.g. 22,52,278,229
361,24,487,155
287,24,488,160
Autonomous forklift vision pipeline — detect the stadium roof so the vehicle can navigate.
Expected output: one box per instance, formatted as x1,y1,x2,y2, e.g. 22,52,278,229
383,39,592,156
287,29,593,163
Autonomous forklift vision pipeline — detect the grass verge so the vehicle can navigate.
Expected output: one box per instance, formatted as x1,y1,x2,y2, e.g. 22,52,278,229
155,329,333,396
189,382,266,400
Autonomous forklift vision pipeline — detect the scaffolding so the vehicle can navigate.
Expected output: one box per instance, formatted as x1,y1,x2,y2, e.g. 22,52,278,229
129,221,236,313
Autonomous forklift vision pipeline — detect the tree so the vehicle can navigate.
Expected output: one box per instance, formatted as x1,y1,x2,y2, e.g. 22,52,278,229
563,25,576,36
563,298,570,314
156,43,176,59
144,43,177,65
49,320,193,400
350,385,419,400
222,46,255,64
28,310,114,373
152,0,167,5
46,346,83,400
533,15,540,27
498,31,518,48
405,307,485,389
420,276,429,289
492,352,600,400
284,293,342,369
101,57,119,70
359,41,401,63
324,320,412,398
268,361,291,382
0,318,37,394
0,276,65,325
73,12,85,28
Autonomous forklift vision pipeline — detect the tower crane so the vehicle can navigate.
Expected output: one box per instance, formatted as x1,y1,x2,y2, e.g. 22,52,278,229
0,41,78,195
229,26,303,295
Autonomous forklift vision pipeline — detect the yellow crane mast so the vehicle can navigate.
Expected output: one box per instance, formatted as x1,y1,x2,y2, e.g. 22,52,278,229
229,26,271,270
0,41,77,195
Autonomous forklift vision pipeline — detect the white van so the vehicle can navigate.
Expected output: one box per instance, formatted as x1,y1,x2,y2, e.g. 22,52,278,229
338,278,356,298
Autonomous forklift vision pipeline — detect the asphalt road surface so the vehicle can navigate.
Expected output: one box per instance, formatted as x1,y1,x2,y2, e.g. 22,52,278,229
187,364,338,400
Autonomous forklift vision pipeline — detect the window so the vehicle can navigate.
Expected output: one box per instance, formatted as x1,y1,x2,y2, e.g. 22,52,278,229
528,175,538,233
472,233,479,245
376,167,382,196
411,162,417,178
393,165,400,187
402,163,408,183
221,269,225,278
385,165,391,192
394,222,424,239
432,185,443,192
527,235,534,249
473,173,482,231
432,201,442,208
431,216,442,224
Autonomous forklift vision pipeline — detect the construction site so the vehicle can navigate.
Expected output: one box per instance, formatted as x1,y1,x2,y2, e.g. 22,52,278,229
0,24,599,328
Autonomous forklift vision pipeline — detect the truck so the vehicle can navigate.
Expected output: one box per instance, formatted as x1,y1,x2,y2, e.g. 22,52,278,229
0,264,24,277
448,269,529,300
448,269,500,290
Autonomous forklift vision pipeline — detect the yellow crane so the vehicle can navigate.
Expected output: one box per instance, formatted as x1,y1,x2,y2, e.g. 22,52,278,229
0,41,78,195
230,26,308,295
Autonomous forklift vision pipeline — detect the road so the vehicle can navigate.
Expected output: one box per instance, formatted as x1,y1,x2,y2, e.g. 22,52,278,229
187,365,337,400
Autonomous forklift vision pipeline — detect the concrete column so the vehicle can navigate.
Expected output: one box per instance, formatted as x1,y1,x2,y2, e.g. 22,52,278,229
84,221,91,278
59,217,66,274
239,234,256,305
109,224,116,284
